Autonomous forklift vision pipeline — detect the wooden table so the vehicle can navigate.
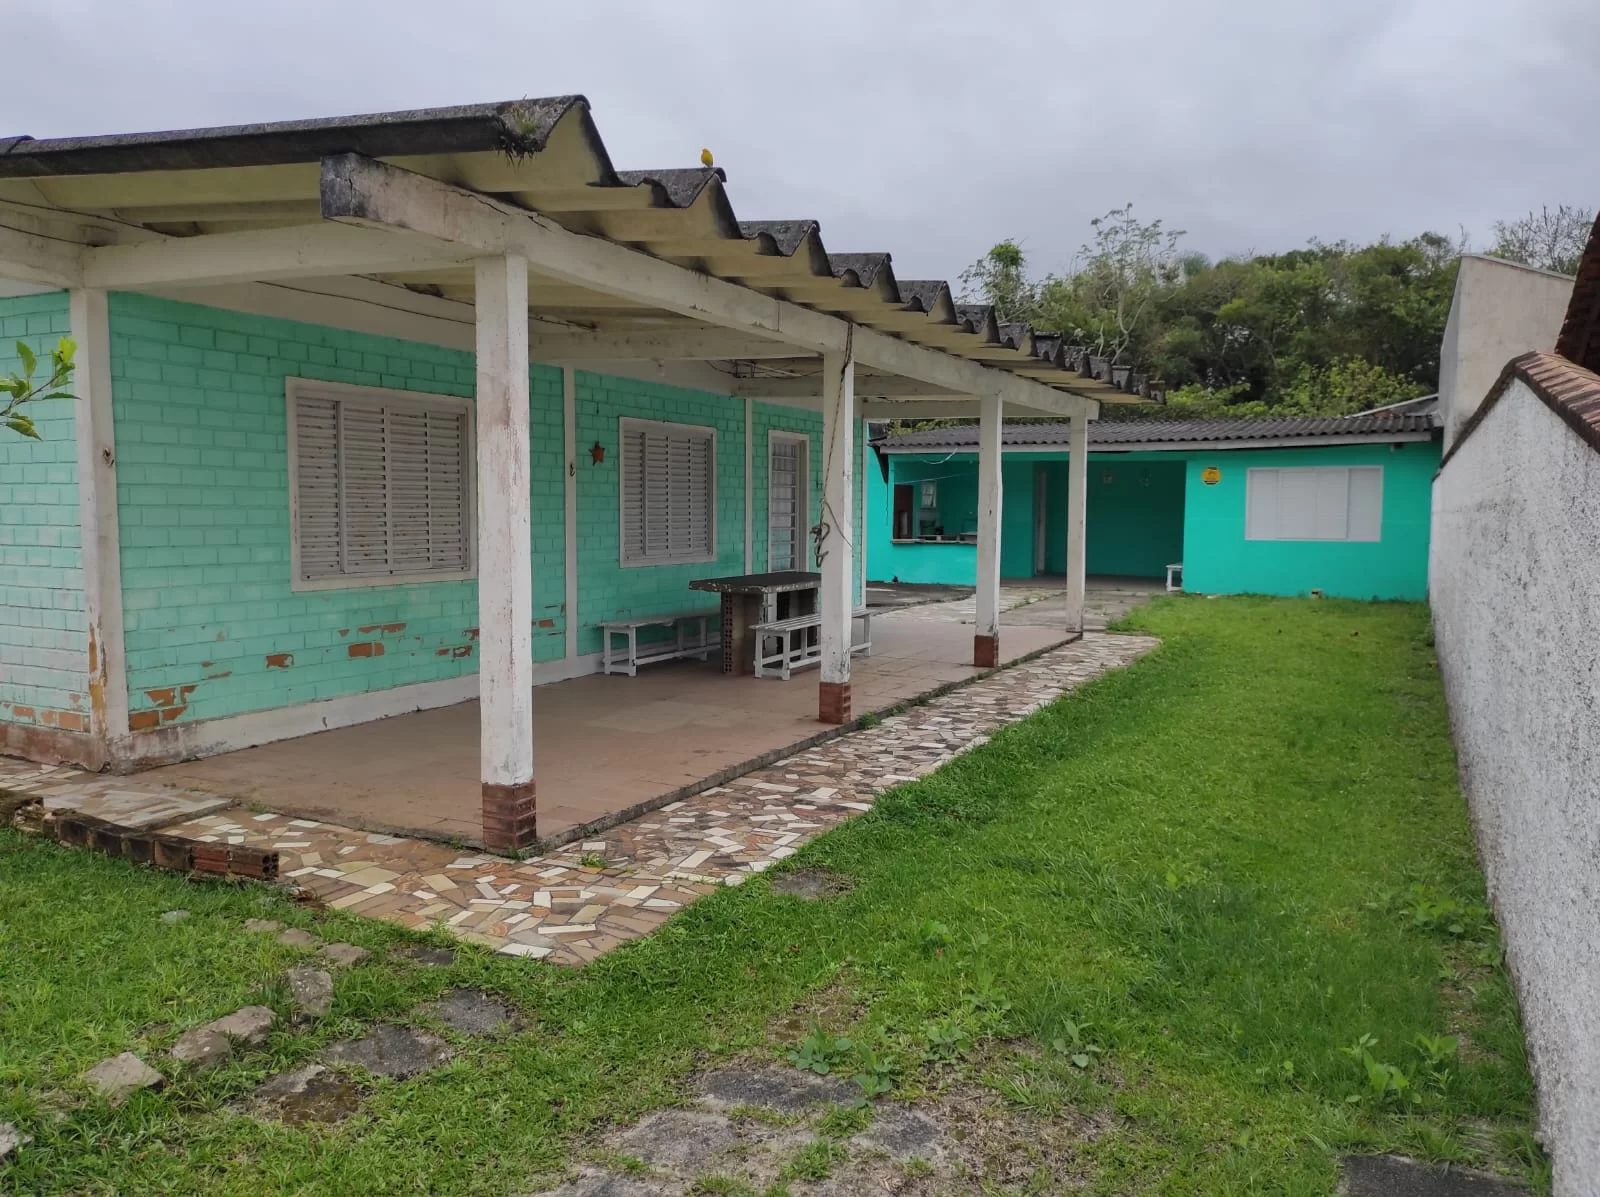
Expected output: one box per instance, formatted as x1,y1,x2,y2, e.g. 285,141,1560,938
688,571,820,675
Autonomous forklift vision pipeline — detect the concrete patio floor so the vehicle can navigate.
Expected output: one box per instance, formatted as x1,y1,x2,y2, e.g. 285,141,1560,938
140,613,1072,846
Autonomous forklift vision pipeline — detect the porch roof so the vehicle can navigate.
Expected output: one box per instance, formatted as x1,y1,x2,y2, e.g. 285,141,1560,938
0,96,1155,412
875,411,1442,453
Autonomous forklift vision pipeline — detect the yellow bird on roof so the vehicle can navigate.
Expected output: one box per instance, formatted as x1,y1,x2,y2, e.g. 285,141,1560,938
700,147,714,168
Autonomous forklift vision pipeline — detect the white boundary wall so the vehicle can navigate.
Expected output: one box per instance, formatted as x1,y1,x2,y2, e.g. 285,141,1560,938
1431,378,1600,1195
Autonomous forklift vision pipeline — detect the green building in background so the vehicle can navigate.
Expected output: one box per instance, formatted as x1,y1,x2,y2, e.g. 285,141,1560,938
869,407,1440,600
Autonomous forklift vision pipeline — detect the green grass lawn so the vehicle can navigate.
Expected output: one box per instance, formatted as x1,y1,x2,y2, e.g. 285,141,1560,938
0,597,1543,1195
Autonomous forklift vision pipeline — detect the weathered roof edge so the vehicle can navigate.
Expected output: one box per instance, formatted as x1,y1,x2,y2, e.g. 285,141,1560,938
874,412,1439,453
1440,351,1600,470
0,96,1164,401
0,98,596,175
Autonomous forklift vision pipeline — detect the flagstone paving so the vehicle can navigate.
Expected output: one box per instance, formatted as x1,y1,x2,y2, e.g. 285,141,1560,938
1,632,1155,966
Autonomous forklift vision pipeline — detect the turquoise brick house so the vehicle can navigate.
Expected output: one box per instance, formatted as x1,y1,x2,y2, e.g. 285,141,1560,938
0,288,870,745
0,97,1127,849
871,412,1442,600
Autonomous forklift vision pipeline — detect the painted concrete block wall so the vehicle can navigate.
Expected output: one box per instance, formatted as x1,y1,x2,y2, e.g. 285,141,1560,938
1181,442,1438,600
0,291,88,734
1040,456,1185,579
1430,382,1600,1195
109,292,568,730
571,372,745,656
873,450,1186,585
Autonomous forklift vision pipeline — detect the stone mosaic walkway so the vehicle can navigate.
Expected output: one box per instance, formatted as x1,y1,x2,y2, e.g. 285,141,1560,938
1,632,1156,966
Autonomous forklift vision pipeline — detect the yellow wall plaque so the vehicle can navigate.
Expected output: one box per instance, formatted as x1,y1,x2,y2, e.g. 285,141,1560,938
1201,466,1222,485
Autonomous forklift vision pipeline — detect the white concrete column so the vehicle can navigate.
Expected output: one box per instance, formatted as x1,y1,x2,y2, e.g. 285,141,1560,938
974,393,1003,667
475,254,536,851
818,347,855,723
562,366,579,662
744,396,755,573
858,422,869,603
1065,411,1088,634
70,288,128,767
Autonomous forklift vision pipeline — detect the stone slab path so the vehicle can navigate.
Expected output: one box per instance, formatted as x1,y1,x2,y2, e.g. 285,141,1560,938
1,632,1156,966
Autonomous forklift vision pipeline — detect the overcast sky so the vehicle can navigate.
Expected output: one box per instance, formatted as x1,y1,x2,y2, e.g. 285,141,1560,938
11,0,1599,287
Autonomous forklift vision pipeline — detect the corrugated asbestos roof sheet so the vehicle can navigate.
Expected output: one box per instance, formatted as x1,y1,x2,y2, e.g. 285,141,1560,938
877,411,1441,450
0,96,1160,402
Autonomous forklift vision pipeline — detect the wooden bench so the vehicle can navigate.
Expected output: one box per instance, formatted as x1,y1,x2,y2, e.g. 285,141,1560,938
752,608,873,680
599,611,716,677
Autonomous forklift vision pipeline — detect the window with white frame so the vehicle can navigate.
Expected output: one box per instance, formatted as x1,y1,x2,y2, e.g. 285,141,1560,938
619,417,716,565
287,379,475,589
1245,466,1383,542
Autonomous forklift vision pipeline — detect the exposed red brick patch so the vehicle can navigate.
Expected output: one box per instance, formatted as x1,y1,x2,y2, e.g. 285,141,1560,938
338,628,350,638
973,633,1000,669
204,670,232,680
129,710,160,732
266,653,293,669
145,687,177,707
56,711,85,733
464,627,479,640
435,647,450,656
537,618,556,629
200,660,214,668
347,642,385,658
160,706,187,723
12,706,35,722
358,624,380,634
382,622,406,634
818,681,851,725
451,645,473,658
482,780,537,851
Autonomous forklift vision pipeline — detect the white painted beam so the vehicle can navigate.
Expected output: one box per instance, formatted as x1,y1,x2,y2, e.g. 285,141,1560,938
1065,413,1089,634
82,223,470,289
0,223,84,288
319,154,1097,419
532,329,805,361
475,254,537,850
70,289,128,764
975,394,1003,666
818,347,855,723
733,375,949,399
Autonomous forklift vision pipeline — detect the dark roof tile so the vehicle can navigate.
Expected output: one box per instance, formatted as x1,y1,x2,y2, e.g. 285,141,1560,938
878,412,1441,451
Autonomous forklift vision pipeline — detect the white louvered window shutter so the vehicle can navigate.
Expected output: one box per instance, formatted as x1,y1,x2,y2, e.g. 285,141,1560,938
1244,466,1384,543
291,382,473,586
620,419,716,565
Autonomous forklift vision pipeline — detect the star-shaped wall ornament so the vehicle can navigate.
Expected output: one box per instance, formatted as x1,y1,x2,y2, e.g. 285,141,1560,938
590,441,606,465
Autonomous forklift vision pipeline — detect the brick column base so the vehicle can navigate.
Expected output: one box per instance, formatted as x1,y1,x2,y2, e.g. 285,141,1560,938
818,681,852,725
973,633,1000,669
482,780,537,852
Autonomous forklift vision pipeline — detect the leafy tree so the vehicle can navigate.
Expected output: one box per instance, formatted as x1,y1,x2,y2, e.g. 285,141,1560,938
1045,204,1185,365
957,240,1041,324
1491,205,1594,275
3,337,76,440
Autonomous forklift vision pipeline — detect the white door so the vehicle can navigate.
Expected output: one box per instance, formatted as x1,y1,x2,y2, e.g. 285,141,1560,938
769,434,809,571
